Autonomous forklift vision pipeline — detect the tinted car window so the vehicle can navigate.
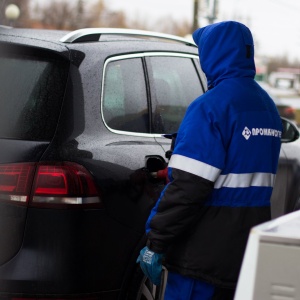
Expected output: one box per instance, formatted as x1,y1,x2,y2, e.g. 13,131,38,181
0,44,69,141
102,58,149,133
149,56,204,134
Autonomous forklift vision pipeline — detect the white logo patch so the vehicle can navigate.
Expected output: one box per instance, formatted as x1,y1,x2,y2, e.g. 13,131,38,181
242,127,251,140
242,126,282,140
143,249,154,264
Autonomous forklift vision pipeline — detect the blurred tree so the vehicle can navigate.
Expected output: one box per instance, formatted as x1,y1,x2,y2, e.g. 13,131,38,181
153,17,192,37
29,0,129,30
267,56,293,75
78,0,129,28
31,0,80,29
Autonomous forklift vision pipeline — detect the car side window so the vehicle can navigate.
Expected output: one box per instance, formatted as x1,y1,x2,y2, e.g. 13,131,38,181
102,58,149,133
149,56,204,134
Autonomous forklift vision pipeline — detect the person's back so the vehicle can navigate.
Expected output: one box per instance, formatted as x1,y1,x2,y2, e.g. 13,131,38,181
165,76,282,286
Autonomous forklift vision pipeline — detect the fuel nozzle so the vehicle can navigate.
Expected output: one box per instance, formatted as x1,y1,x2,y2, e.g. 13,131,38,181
150,167,168,179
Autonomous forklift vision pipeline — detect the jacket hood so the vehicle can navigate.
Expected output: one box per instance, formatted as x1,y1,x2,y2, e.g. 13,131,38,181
193,21,256,89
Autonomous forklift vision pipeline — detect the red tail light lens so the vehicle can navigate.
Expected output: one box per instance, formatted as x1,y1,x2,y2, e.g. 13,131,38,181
0,162,102,208
284,107,296,114
11,296,99,300
34,163,98,196
32,162,101,207
0,163,35,204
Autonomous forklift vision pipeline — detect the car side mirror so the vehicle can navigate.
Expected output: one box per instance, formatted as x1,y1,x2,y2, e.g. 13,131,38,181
281,117,300,143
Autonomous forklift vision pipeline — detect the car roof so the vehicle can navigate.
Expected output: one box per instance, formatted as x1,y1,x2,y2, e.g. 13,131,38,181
0,27,198,56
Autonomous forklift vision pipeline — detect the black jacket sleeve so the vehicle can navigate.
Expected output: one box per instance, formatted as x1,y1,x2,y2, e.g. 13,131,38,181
146,168,214,253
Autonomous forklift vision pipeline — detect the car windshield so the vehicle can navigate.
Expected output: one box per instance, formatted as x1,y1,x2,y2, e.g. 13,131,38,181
0,43,69,141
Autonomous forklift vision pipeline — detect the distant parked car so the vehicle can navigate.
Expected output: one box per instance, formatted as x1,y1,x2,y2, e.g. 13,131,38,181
274,100,297,123
0,26,299,300
257,81,298,123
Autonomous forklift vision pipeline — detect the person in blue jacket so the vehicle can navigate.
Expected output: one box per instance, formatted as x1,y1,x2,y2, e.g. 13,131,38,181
137,21,282,299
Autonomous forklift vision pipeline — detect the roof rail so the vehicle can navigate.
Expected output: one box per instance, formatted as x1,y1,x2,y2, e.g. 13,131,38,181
0,25,12,29
60,28,196,46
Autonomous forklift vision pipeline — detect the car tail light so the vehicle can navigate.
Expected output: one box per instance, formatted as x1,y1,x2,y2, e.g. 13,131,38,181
0,162,102,208
0,163,35,204
284,107,296,114
10,297,99,300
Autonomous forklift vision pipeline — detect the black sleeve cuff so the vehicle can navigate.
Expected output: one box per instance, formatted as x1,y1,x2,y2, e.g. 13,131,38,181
146,239,166,254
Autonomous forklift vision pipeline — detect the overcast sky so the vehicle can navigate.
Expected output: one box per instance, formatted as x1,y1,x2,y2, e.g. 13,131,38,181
106,0,300,61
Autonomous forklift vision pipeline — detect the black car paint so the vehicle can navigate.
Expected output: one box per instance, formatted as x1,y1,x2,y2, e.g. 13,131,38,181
0,28,179,299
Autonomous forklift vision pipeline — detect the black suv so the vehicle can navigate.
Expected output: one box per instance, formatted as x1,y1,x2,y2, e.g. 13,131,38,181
0,27,299,300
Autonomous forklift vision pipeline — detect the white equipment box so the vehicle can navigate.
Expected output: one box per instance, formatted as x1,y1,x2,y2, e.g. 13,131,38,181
235,210,300,300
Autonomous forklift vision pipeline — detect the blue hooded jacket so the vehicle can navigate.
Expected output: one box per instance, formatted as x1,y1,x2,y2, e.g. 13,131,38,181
146,21,282,288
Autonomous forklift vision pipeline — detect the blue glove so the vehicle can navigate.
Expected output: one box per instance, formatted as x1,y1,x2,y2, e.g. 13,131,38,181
136,246,164,285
